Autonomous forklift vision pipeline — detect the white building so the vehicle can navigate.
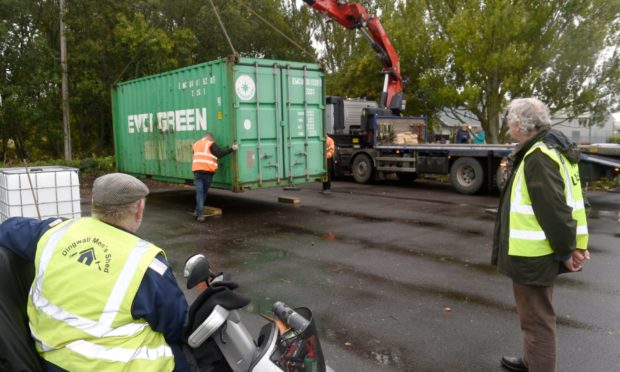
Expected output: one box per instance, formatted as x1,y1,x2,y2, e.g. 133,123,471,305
435,108,482,142
436,108,620,144
551,111,619,144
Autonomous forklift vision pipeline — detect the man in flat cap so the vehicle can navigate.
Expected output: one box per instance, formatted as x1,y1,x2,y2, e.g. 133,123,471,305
0,173,189,371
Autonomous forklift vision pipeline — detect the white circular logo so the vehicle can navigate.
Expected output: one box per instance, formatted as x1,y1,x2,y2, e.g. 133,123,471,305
243,119,252,130
235,75,255,101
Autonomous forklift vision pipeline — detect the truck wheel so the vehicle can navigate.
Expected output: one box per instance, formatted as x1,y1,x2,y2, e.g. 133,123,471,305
450,157,484,194
352,154,374,184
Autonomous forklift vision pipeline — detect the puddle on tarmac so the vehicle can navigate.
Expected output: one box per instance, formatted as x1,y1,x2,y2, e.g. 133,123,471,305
588,209,620,220
318,208,441,228
264,221,496,276
333,265,601,332
556,316,598,331
318,209,491,237
244,295,278,315
369,348,403,366
318,316,410,369
261,249,289,261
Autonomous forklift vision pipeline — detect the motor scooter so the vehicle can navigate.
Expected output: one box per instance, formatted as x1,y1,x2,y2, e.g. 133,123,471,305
183,254,333,372
0,245,332,372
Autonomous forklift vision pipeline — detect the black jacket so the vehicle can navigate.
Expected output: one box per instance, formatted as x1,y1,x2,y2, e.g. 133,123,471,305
193,142,234,175
492,129,582,286
209,143,234,159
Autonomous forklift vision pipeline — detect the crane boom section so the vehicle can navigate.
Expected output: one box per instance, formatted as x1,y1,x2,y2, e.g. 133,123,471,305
303,0,404,113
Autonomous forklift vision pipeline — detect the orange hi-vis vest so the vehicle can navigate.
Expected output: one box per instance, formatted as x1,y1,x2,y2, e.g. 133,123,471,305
326,136,335,160
192,138,218,172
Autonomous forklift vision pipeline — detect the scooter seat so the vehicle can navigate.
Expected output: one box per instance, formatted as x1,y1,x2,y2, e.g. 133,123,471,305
185,282,251,339
0,246,46,372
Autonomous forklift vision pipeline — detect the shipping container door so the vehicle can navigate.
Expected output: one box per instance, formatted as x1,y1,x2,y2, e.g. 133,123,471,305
233,62,284,187
279,64,325,184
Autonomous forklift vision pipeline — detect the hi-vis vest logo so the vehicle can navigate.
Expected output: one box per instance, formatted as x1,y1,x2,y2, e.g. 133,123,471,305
62,237,113,273
77,248,96,266
235,75,255,101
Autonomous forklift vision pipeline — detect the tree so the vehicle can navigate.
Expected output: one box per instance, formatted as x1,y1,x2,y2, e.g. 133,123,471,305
307,0,619,144
0,0,62,161
63,0,200,155
411,0,620,143
0,0,317,162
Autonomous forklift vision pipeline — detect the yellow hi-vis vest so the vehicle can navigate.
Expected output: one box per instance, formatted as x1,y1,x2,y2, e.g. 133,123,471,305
28,218,175,371
192,138,218,172
509,142,589,257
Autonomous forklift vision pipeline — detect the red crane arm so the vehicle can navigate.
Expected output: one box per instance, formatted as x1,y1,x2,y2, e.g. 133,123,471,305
303,0,404,113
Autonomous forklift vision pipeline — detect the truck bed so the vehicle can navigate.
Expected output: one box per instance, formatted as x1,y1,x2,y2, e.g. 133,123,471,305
375,143,514,157
578,144,620,157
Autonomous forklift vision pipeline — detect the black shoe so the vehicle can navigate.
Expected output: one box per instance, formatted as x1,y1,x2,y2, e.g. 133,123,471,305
501,356,528,372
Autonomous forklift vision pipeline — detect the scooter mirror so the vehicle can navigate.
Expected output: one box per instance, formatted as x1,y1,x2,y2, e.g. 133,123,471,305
184,254,211,289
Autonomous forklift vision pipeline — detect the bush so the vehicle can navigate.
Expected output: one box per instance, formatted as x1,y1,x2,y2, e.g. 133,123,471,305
588,176,619,190
28,156,115,177
607,135,620,144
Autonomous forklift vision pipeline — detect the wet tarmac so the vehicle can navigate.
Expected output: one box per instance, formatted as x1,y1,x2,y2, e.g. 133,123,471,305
87,179,620,371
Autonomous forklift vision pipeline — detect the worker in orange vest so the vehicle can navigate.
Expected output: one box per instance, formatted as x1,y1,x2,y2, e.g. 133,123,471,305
322,135,335,194
192,132,237,222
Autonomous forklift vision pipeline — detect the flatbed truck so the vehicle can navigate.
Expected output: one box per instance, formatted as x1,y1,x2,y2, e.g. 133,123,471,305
327,98,513,194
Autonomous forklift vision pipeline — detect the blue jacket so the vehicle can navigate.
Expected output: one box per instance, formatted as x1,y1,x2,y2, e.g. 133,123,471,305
0,217,190,371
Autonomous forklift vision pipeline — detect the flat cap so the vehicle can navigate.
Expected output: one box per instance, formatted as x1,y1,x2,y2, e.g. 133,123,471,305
92,173,149,205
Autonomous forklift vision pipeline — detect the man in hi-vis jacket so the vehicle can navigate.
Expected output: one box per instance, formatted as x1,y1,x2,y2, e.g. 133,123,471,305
0,173,190,371
492,98,589,372
192,132,238,222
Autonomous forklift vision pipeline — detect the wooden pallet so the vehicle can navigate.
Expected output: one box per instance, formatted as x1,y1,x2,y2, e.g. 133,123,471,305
278,196,300,204
202,206,222,216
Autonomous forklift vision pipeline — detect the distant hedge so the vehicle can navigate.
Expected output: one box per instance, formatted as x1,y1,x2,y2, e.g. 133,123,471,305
27,156,115,177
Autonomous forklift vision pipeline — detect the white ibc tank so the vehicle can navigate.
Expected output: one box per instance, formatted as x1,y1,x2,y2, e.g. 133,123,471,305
0,166,81,222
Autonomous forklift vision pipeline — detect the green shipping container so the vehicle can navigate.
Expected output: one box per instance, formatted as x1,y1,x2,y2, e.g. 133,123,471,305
112,57,326,192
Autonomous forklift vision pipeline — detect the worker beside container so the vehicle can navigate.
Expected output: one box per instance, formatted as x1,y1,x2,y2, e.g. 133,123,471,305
192,132,238,222
321,135,335,194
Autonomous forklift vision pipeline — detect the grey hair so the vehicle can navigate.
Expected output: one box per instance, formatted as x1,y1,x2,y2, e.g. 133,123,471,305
92,199,141,223
506,98,551,134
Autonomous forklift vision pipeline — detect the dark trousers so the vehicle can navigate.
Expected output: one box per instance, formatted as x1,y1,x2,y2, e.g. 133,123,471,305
322,158,333,191
513,281,557,372
194,171,213,216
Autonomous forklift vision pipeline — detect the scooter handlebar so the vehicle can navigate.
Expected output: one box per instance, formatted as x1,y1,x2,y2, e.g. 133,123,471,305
272,301,310,334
